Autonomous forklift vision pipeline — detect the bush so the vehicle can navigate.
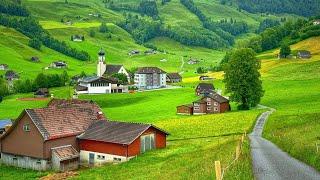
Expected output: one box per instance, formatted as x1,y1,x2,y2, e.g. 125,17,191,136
99,22,108,33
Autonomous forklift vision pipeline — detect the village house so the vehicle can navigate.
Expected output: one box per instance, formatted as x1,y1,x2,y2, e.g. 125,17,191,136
5,70,19,81
166,73,182,83
193,94,230,115
0,99,104,171
199,76,213,81
31,56,40,62
51,61,67,69
76,76,116,94
176,104,193,115
97,49,130,82
128,50,140,56
313,19,320,25
134,67,167,90
0,64,8,71
0,99,169,171
78,120,169,166
34,88,50,98
297,50,311,59
71,35,85,42
0,119,12,135
195,83,215,96
187,58,199,65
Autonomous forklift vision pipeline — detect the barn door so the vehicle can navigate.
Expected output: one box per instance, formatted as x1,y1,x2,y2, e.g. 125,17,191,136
140,134,155,153
89,153,95,165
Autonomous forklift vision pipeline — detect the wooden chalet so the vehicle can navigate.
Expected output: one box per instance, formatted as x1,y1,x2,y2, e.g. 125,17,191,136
195,83,215,96
166,73,182,83
297,50,311,59
34,88,49,98
193,94,230,115
51,61,67,69
176,104,193,115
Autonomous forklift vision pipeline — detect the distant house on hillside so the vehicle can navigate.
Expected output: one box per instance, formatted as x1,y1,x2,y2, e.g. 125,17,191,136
31,56,40,62
5,70,19,81
187,58,199,65
71,35,85,42
192,94,230,115
51,61,67,69
0,64,8,71
0,119,12,135
144,49,156,55
166,73,182,83
313,20,320,25
78,120,169,165
176,104,193,115
134,67,167,90
34,88,50,98
128,50,140,56
297,50,311,59
199,76,213,81
195,83,215,96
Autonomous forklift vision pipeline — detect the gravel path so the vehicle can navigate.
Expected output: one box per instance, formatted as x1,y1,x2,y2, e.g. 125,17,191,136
249,111,320,180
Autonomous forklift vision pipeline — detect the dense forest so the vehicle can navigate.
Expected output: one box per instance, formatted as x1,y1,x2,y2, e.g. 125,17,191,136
238,0,320,17
0,1,90,61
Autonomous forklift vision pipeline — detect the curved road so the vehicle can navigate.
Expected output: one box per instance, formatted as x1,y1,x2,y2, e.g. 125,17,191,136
249,111,320,180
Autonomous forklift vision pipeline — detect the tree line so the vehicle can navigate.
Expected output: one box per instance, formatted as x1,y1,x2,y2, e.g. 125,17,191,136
0,0,29,17
0,2,90,61
238,0,320,17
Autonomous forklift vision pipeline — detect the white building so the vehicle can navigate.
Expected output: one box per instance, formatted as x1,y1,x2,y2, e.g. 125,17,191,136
313,20,320,25
134,67,166,90
97,49,130,82
76,76,113,94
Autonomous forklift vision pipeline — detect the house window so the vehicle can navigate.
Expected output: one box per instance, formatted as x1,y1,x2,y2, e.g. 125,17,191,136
194,107,200,110
194,103,200,107
207,102,211,106
36,160,41,164
207,107,212,111
214,107,218,111
113,157,121,162
97,155,105,160
214,102,218,106
23,124,30,132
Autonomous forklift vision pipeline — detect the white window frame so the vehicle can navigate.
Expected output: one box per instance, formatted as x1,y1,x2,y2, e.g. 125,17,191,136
23,124,30,132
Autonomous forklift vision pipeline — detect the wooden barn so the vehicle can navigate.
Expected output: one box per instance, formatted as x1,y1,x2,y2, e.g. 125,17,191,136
176,104,193,115
167,73,182,83
34,88,49,98
195,83,215,96
78,120,169,166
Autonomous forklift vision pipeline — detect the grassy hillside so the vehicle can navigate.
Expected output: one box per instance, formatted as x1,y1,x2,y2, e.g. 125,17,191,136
258,37,320,171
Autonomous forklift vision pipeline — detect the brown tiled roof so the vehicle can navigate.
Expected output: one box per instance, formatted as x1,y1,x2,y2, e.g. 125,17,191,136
11,99,107,141
52,145,79,161
177,104,193,108
167,73,182,80
136,67,166,74
78,121,169,145
104,65,123,75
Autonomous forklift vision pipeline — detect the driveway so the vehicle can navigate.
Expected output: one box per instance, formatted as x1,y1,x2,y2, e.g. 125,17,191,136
249,111,320,180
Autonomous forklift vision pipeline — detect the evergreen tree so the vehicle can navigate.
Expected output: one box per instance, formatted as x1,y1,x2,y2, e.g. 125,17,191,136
99,22,108,33
28,38,42,50
111,73,128,84
224,48,264,110
89,29,96,37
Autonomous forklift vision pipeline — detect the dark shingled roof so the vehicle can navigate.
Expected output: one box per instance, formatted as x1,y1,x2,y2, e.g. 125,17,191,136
76,85,88,91
78,120,169,145
136,67,166,74
104,65,123,75
81,76,117,83
177,104,193,108
52,145,79,161
196,83,215,93
204,94,229,103
167,73,182,80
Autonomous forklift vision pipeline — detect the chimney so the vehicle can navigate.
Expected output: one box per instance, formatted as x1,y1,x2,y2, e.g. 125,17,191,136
97,111,104,120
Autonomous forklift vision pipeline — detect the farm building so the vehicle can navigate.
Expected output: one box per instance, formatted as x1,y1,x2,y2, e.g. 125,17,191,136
0,99,104,171
71,35,85,42
76,76,128,94
51,61,67,69
0,119,12,135
166,73,182,83
0,64,8,70
176,104,193,115
195,83,215,96
34,88,49,98
199,76,213,81
134,67,167,90
313,20,320,25
297,50,311,59
128,50,140,56
144,49,156,55
193,94,230,115
30,56,40,62
97,49,130,82
5,70,19,81
187,58,199,65
78,120,169,166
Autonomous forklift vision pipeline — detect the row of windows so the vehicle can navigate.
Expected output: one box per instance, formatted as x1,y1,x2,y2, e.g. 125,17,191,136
97,155,105,160
91,83,109,87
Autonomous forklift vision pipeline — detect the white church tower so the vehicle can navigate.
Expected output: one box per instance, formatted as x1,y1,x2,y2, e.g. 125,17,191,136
97,49,106,77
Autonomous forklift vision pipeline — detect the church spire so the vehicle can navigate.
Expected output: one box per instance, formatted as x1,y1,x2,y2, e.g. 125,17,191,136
97,48,106,77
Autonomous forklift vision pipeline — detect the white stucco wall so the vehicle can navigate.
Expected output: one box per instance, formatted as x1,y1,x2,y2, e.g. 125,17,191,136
79,150,133,166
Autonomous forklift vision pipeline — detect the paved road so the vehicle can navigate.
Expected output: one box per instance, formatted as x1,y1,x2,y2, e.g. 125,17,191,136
249,111,320,180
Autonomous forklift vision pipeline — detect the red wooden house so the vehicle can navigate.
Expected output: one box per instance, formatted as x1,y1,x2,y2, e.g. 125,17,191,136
78,120,169,166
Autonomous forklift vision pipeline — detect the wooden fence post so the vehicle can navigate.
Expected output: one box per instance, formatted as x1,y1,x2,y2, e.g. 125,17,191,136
236,144,241,160
241,135,244,144
316,143,319,153
215,161,222,180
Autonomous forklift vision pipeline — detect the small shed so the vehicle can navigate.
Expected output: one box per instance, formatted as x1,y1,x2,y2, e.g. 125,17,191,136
34,88,49,98
167,73,182,83
71,35,85,42
51,145,80,172
0,64,8,71
297,50,311,59
31,57,40,62
78,121,169,166
176,104,193,115
199,76,213,81
128,50,140,56
51,61,67,68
